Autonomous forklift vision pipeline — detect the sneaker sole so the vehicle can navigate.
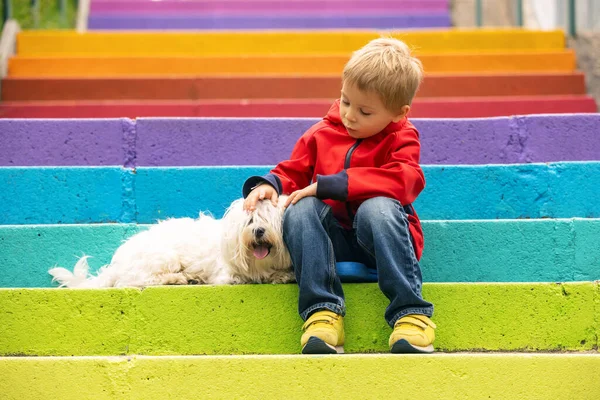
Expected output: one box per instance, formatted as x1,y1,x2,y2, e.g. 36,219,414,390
390,339,434,354
302,336,344,355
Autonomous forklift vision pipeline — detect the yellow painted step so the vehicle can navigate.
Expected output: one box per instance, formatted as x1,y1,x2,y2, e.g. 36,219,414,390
1,354,599,400
17,29,566,56
8,51,576,77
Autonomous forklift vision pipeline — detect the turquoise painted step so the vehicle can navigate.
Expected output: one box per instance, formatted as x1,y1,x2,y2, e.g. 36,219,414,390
1,162,599,224
1,219,599,288
2,354,600,400
0,283,597,356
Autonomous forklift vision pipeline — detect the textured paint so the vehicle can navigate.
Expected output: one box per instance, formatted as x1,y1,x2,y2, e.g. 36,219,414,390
133,162,600,221
0,224,144,287
0,288,138,356
90,0,450,14
0,167,132,224
1,73,586,101
2,163,599,224
1,219,599,288
2,115,599,167
1,96,595,118
1,355,599,400
2,354,600,400
0,283,597,356
133,114,600,166
16,30,565,56
8,52,576,77
88,14,452,30
0,118,133,167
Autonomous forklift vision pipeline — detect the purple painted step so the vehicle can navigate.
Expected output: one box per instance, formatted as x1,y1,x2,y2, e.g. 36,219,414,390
90,0,449,14
1,115,599,167
0,119,136,167
87,13,451,30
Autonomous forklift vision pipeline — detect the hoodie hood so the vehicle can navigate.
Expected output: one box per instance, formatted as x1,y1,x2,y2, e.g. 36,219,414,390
324,99,408,137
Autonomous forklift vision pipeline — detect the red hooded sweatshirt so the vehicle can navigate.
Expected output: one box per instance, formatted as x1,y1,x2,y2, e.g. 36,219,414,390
243,99,425,259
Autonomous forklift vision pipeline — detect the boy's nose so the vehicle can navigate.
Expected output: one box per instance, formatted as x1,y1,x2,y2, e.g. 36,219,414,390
345,111,357,122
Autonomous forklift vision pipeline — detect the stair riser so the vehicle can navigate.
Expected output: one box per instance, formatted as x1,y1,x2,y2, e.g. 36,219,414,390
1,163,599,224
1,219,599,288
3,115,599,167
0,283,597,356
2,74,586,101
1,96,595,118
16,30,566,56
7,52,577,77
1,354,599,400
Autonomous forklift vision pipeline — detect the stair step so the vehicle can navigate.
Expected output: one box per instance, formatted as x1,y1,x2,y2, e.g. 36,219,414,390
0,283,597,356
7,51,577,77
1,73,586,101
89,0,449,14
1,219,599,288
1,353,599,400
1,163,599,224
87,13,452,30
1,95,596,118
16,29,566,56
3,114,599,167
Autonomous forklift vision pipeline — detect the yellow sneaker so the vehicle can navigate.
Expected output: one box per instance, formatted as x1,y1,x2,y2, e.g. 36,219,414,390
389,314,436,354
301,310,344,354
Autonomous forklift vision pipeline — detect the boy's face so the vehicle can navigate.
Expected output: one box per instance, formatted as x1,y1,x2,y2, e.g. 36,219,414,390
339,82,409,139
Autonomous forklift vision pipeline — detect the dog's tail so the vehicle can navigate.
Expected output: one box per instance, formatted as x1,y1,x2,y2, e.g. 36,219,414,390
49,256,110,288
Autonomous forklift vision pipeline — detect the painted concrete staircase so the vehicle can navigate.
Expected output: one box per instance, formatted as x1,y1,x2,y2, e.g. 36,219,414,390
0,30,597,116
1,1,600,398
1,115,600,399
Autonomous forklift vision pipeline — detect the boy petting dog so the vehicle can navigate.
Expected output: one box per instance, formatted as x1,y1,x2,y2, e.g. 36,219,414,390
243,37,436,354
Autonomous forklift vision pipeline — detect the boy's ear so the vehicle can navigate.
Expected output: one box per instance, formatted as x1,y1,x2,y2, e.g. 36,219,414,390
392,105,410,123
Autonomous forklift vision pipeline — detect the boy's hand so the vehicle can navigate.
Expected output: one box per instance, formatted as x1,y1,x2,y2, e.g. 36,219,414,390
284,182,317,208
244,183,279,211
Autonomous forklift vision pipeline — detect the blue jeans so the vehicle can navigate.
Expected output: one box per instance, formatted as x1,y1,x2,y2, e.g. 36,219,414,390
283,196,433,327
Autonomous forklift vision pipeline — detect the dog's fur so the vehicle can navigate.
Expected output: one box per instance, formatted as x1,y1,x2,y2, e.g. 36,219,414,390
48,197,294,288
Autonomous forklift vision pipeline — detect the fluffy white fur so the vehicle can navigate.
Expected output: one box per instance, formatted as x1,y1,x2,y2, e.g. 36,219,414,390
49,197,294,288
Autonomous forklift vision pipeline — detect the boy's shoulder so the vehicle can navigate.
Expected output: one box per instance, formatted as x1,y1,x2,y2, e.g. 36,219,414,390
301,118,343,139
381,117,420,141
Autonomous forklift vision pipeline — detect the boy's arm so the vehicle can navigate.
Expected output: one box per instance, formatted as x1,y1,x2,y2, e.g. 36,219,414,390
317,131,424,205
242,131,316,198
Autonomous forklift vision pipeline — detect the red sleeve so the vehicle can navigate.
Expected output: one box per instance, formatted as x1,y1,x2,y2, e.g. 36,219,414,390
270,128,317,194
347,130,425,205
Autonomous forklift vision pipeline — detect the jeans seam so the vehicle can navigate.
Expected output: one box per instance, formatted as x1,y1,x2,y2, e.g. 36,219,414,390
356,235,376,259
317,202,331,223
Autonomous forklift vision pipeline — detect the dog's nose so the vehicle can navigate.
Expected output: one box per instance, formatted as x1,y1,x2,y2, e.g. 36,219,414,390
255,227,265,238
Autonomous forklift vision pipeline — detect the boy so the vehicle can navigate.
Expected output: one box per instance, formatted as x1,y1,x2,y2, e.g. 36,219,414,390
242,37,435,354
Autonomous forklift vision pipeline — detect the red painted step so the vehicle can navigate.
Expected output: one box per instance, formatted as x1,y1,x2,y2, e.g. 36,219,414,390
0,96,596,118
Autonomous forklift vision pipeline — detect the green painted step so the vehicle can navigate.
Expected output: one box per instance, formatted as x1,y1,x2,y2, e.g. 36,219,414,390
1,354,599,400
1,283,598,356
2,218,599,288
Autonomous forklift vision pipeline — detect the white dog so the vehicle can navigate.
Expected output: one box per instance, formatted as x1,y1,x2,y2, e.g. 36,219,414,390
49,197,294,288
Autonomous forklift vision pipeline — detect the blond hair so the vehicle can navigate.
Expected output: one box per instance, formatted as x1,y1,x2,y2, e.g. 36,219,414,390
342,37,423,111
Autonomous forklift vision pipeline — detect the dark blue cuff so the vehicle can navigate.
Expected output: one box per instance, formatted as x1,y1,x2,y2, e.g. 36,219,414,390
242,174,282,198
316,171,348,201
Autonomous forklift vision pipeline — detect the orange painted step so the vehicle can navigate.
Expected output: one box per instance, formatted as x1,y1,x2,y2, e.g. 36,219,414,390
0,96,595,118
1,73,586,101
7,51,577,77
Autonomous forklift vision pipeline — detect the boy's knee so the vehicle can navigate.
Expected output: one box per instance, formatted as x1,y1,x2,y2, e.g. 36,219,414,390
356,197,401,223
283,197,322,229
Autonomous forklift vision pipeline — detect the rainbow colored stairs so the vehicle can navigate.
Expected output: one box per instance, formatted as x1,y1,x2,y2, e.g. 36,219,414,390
0,28,597,118
1,0,600,398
